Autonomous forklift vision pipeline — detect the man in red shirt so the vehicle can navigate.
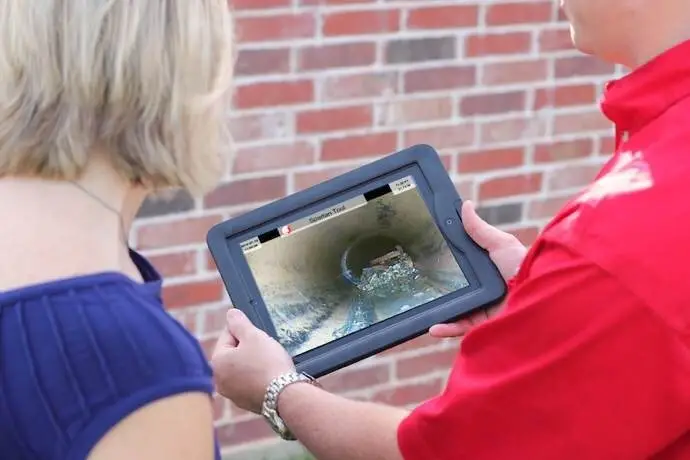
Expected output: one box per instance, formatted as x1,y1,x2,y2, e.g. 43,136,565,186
211,0,690,458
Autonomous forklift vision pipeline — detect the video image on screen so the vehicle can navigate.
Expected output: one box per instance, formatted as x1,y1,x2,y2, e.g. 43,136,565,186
241,176,469,356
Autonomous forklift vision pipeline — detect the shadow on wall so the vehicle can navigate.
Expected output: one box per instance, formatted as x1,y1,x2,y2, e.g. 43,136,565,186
245,190,468,355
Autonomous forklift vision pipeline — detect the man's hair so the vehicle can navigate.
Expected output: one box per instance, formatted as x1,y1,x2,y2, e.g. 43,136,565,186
0,1,235,195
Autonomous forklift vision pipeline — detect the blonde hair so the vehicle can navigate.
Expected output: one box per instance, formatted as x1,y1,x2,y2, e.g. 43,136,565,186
0,0,235,195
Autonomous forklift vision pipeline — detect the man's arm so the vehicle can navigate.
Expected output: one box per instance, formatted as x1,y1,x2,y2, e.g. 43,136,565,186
398,240,690,459
210,311,409,460
213,237,690,460
280,239,690,460
277,383,407,460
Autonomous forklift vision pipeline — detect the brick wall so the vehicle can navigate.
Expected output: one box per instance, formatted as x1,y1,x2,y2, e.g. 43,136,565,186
132,1,624,457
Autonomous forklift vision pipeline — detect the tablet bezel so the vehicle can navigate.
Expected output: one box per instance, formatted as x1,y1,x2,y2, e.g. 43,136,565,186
207,144,506,378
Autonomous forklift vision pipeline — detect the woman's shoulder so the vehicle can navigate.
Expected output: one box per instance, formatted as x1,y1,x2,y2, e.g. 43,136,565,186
0,248,213,383
0,250,215,459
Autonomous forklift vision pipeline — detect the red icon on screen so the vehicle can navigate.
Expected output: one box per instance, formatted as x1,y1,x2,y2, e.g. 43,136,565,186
281,225,292,235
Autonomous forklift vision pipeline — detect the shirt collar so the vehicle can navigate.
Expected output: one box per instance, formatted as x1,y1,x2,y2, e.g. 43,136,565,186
601,39,690,133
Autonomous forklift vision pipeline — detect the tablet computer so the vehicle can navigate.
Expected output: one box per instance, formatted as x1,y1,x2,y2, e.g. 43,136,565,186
207,144,506,378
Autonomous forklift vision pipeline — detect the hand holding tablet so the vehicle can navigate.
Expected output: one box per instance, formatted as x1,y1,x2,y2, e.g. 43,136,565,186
207,145,506,378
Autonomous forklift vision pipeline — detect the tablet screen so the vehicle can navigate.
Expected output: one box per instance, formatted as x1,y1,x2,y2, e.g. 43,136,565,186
240,175,469,356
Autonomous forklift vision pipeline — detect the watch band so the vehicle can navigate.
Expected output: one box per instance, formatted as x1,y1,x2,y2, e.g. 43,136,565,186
261,372,320,441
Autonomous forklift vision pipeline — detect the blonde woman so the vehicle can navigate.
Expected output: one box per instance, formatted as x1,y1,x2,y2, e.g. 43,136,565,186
0,2,234,459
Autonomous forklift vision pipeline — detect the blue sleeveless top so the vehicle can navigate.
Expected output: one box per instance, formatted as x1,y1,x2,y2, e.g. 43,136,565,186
0,250,220,459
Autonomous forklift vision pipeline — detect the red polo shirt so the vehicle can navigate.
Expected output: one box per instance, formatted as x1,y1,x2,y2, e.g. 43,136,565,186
398,40,690,460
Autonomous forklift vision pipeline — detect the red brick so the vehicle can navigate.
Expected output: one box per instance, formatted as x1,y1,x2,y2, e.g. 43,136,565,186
548,164,601,191
294,166,355,191
486,1,552,25
371,378,443,406
300,0,377,3
297,105,372,133
204,176,287,208
407,5,479,29
460,91,526,116
456,180,476,201
147,250,197,278
235,49,290,76
538,27,574,52
479,173,543,199
202,306,231,336
233,80,313,109
557,6,568,21
529,195,573,219
441,154,454,172
480,117,547,144
233,142,315,174
322,363,391,393
136,215,222,250
404,124,474,150
205,250,217,271
322,71,397,102
553,110,611,135
396,349,458,380
216,418,273,446
298,42,376,70
232,0,289,9
323,9,399,36
483,59,549,85
229,112,293,143
163,280,224,310
534,138,594,163
534,83,598,109
385,37,457,64
457,147,525,173
509,226,541,246
379,97,453,125
465,32,532,57
321,132,397,161
235,13,315,43
403,65,476,93
598,135,616,155
555,56,616,78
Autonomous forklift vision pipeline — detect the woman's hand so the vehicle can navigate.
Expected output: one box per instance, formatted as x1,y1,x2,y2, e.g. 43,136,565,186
428,200,528,338
211,309,295,414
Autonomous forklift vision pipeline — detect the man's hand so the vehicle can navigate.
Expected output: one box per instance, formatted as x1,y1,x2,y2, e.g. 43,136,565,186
211,310,407,460
428,200,528,338
211,309,295,413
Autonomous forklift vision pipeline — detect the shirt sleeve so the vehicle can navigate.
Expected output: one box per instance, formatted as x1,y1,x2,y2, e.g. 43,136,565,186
397,240,690,460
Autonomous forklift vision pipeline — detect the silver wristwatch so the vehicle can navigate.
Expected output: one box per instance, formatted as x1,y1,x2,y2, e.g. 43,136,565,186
261,372,320,441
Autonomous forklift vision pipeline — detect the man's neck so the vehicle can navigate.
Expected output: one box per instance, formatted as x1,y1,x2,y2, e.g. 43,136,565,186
626,17,690,68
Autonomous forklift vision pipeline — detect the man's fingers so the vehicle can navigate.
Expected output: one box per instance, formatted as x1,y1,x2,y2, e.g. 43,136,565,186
428,308,496,338
221,326,238,347
211,326,237,364
226,308,253,343
461,200,513,252
428,320,472,338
